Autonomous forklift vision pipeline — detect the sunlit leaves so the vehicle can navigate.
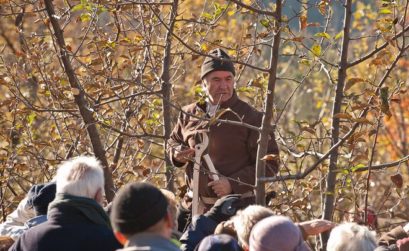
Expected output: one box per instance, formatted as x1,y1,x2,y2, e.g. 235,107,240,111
26,112,36,126
71,0,107,22
201,3,227,21
260,19,270,28
376,18,394,33
334,31,344,40
379,8,393,14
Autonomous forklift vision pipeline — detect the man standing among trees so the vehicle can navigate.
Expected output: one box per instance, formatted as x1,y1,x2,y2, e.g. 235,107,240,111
168,48,280,214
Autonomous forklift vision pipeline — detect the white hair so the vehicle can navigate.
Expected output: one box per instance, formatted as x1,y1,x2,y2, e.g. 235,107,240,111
327,223,377,251
55,155,105,199
232,205,274,249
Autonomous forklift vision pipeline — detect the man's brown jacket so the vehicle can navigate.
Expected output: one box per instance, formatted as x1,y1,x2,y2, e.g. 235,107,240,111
167,92,279,200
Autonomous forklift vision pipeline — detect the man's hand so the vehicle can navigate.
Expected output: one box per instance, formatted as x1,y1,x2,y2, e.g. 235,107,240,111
297,219,335,238
208,178,232,197
173,147,195,164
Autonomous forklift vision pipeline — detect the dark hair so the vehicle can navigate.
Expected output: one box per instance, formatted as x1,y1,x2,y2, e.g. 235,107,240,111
110,182,168,235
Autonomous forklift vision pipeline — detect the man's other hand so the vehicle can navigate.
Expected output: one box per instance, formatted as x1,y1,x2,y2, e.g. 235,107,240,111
297,219,335,238
208,178,232,197
173,148,195,164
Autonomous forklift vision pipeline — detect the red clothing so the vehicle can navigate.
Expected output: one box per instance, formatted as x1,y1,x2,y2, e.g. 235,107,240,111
168,92,279,200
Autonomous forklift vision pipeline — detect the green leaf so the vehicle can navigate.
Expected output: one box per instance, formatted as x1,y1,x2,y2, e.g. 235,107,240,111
311,44,322,56
314,32,331,39
72,4,84,12
27,112,36,126
201,12,213,20
351,163,366,172
298,59,311,66
80,13,91,22
260,19,270,28
379,8,392,14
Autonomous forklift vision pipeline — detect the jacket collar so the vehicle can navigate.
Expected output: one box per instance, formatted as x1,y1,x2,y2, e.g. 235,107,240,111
126,233,175,248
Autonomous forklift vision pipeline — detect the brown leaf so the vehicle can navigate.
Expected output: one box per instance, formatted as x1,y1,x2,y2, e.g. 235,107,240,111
291,36,304,42
345,78,365,92
301,126,316,135
71,88,80,96
352,118,373,125
390,174,403,188
334,113,352,120
261,154,280,161
318,0,328,15
390,97,401,103
142,168,151,177
307,22,321,27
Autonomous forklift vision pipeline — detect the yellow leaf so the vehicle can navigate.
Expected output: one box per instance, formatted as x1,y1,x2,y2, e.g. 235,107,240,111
311,44,321,57
314,32,331,39
334,31,344,40
201,43,208,52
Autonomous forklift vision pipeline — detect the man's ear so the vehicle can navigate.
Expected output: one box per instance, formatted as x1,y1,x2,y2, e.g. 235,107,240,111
114,231,128,245
94,188,104,205
165,210,174,229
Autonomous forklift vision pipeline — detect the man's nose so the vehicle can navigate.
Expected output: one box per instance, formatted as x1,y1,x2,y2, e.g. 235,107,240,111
219,80,228,88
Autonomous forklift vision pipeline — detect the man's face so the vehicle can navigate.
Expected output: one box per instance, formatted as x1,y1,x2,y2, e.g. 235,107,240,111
203,71,235,105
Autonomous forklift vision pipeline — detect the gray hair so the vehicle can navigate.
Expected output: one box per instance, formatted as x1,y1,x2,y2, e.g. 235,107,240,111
55,156,104,199
327,223,377,251
232,205,274,249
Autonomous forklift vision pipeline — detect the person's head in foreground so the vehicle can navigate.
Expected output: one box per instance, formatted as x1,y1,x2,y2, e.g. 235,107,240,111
326,222,377,251
110,182,175,247
232,205,274,251
249,215,310,251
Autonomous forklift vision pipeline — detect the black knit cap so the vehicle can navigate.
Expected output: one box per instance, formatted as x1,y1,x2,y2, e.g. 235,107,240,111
110,182,168,235
200,48,236,79
27,182,56,216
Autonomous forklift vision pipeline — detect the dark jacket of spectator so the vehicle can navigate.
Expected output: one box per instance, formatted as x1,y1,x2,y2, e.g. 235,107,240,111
180,216,219,251
9,194,121,251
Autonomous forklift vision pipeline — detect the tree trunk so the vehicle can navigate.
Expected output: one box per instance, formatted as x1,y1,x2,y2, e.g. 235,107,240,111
255,0,282,205
161,0,178,191
321,0,352,246
44,0,115,201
